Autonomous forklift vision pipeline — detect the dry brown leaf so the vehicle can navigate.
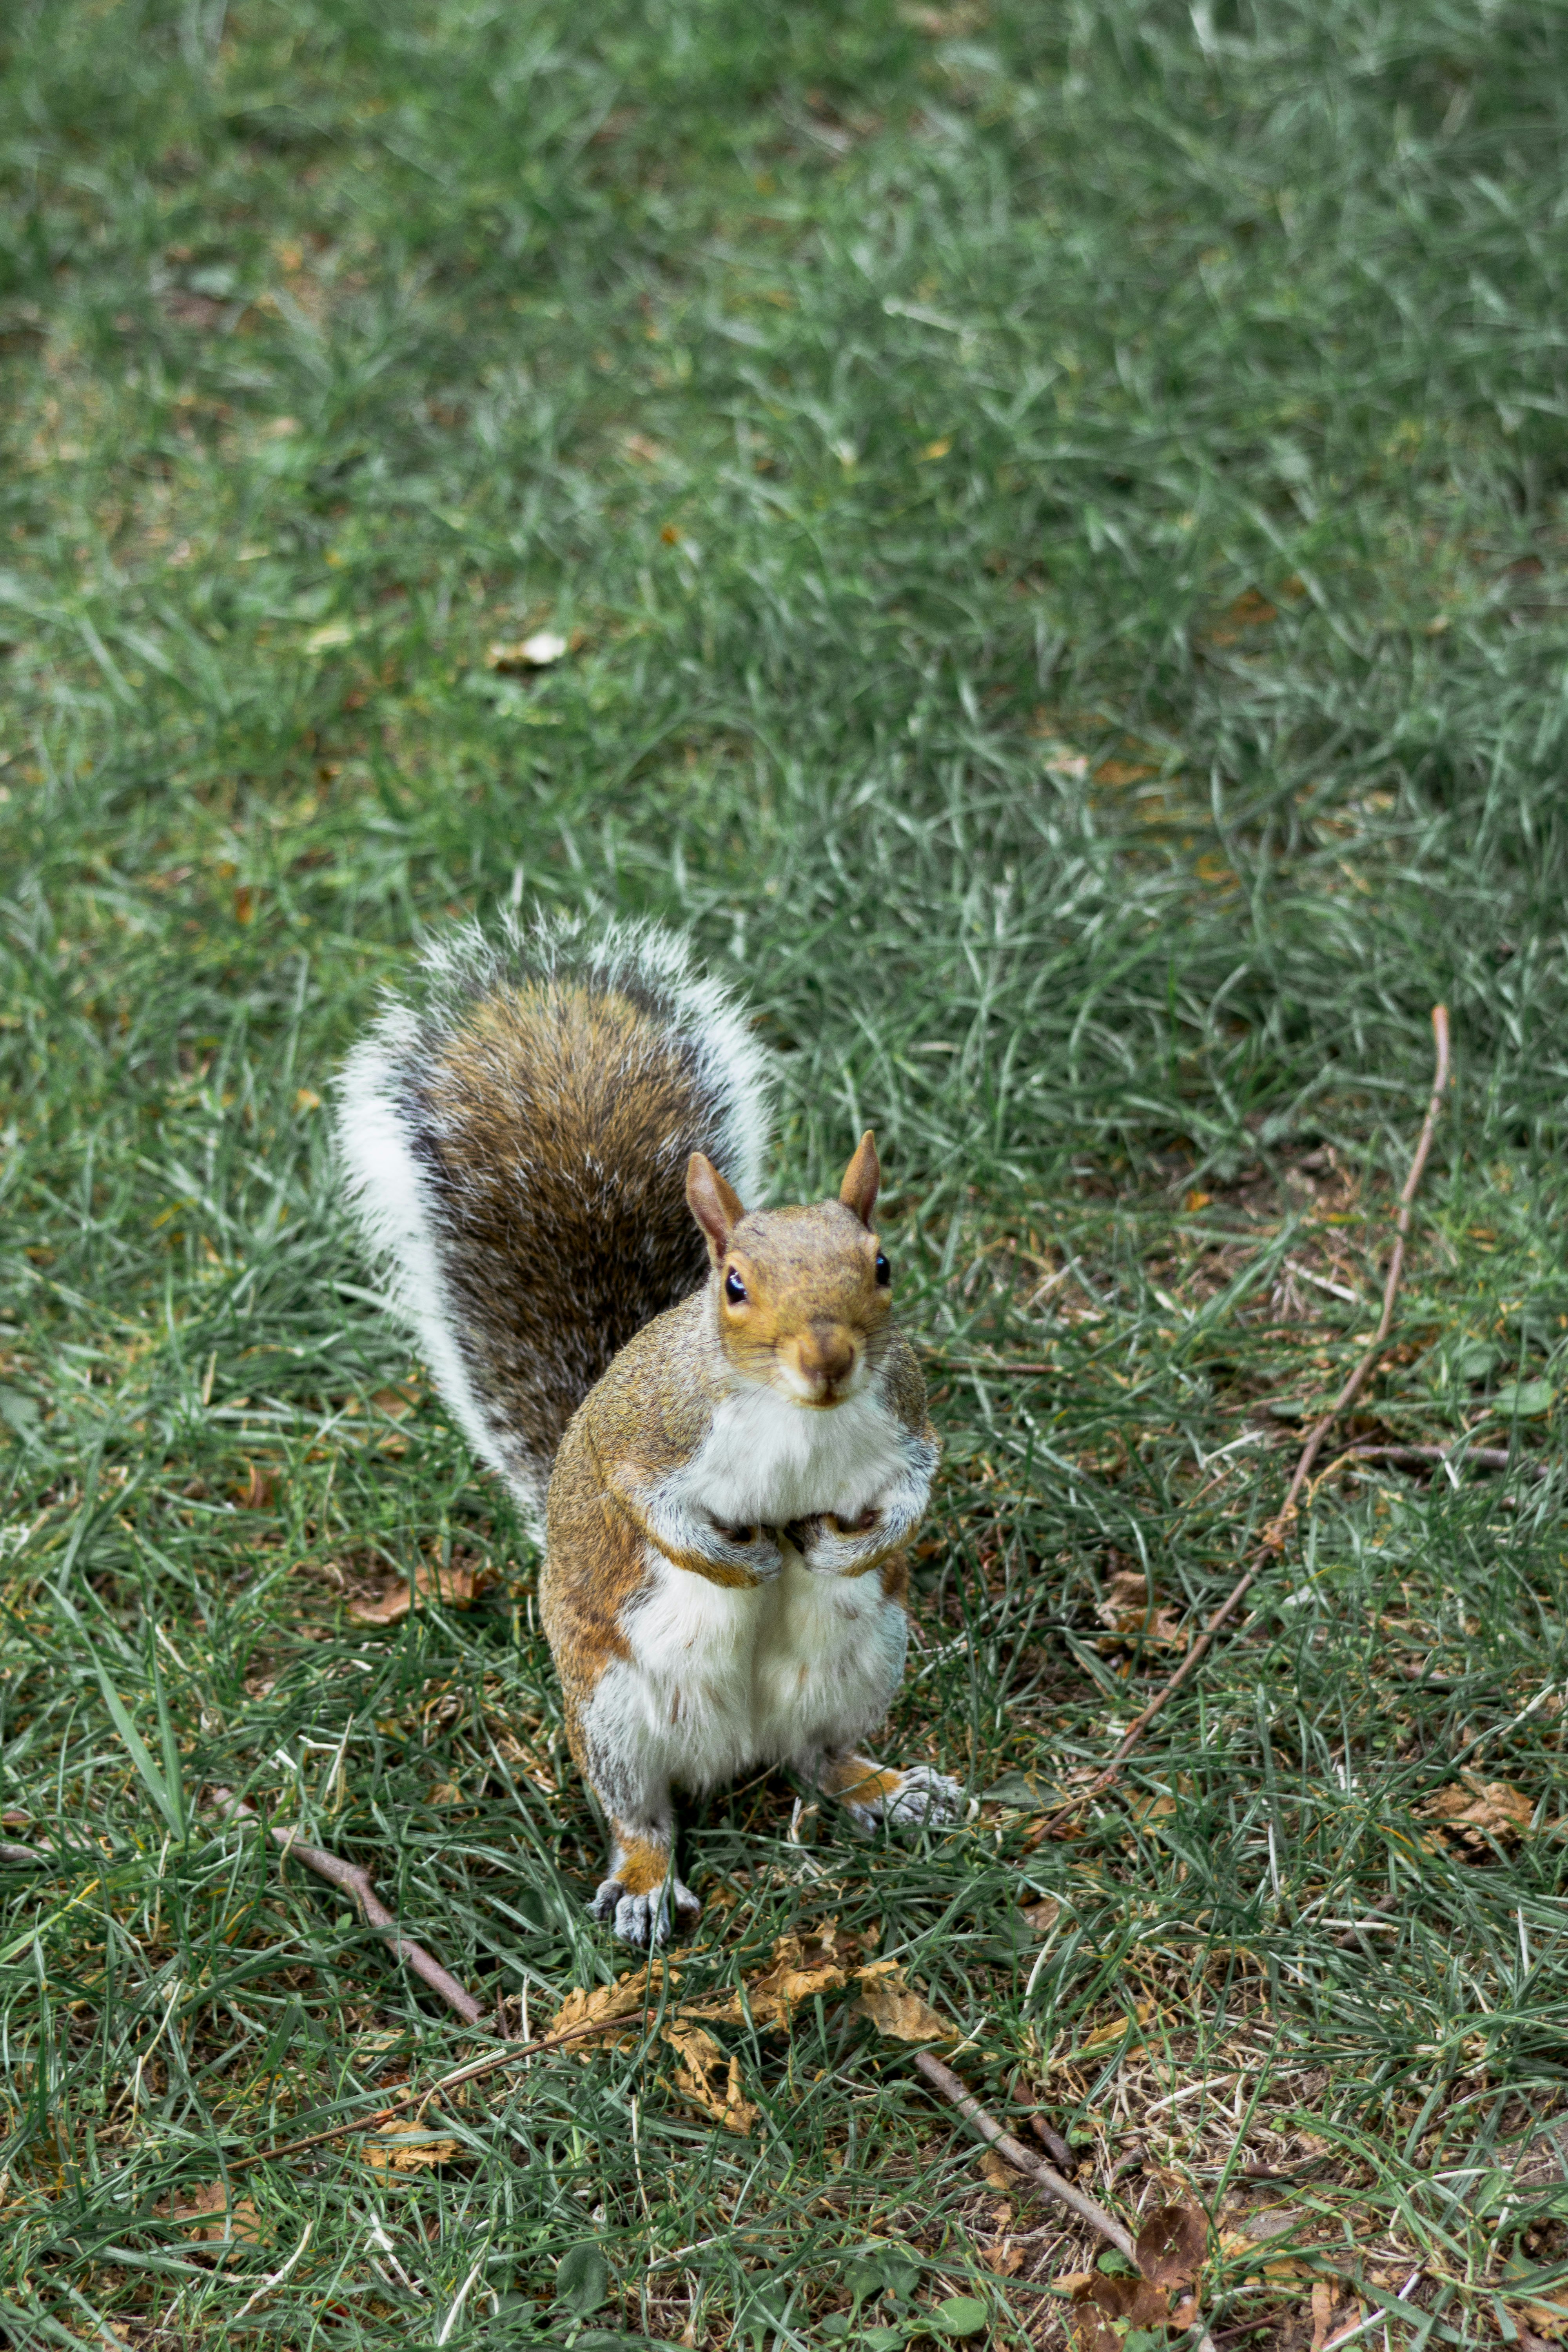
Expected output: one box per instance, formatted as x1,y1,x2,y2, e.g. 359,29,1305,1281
349,1555,498,1626
363,2123,459,2172
235,1461,273,1511
979,2147,1016,2194
1072,2270,1170,2352
662,2020,757,2136
156,2179,262,2242
984,2241,1024,2276
622,432,665,463
1518,2291,1568,2344
1097,1567,1187,1651
1418,1771,1535,1848
680,1924,877,2032
1217,2225,1307,2283
1072,1998,1159,2058
854,1973,953,2042
548,1975,650,2045
1020,1896,1061,1934
427,1780,464,1807
1135,2201,1206,2289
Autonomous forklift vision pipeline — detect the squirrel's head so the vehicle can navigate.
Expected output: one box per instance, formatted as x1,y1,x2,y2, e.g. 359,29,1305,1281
686,1132,893,1407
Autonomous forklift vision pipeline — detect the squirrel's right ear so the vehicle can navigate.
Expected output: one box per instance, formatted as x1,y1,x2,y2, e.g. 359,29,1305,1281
686,1154,746,1268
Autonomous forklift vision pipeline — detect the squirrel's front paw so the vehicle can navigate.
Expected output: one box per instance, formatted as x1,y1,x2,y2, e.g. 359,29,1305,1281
785,1508,880,1575
590,1875,701,1949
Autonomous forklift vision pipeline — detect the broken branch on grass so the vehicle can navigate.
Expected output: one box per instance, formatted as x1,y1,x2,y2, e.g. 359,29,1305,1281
1058,1005,1452,1812
915,2053,1220,2352
211,1789,485,2027
915,2049,1138,2256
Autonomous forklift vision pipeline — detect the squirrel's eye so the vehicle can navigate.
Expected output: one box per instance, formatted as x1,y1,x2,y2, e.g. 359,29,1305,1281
724,1268,748,1305
874,1250,891,1287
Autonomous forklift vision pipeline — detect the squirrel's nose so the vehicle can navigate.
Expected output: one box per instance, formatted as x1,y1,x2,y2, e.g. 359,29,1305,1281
795,1321,859,1395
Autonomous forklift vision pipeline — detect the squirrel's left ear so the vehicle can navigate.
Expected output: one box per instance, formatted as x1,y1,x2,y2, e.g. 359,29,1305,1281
687,1153,746,1268
839,1129,880,1227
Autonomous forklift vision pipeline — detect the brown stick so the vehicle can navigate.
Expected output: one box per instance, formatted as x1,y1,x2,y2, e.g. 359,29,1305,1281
1056,1007,1452,1814
223,2005,659,2175
913,2051,1137,2257
212,1790,485,2027
915,2054,1221,2352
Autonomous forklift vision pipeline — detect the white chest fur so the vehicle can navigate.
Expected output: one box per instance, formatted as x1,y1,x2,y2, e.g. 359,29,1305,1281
681,1377,906,1527
584,1546,908,1801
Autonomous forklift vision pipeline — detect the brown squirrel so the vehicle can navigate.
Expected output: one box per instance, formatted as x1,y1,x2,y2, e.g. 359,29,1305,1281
336,915,962,1945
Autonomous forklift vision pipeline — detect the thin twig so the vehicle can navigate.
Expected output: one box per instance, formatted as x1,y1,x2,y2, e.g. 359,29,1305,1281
914,2051,1136,2256
1053,1006,1452,1817
224,2005,658,2175
914,2054,1218,2351
212,1789,485,2027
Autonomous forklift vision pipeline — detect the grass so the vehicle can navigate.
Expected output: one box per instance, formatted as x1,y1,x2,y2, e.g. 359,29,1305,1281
2,0,1568,2343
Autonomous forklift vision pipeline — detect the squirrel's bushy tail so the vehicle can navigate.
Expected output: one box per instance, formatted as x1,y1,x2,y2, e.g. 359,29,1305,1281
335,914,772,1529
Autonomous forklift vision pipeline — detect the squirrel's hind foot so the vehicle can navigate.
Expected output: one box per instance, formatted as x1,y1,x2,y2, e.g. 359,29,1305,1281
816,1753,968,1835
591,1874,701,1949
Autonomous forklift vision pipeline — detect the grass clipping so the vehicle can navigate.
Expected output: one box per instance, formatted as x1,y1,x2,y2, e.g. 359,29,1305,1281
550,1923,951,2134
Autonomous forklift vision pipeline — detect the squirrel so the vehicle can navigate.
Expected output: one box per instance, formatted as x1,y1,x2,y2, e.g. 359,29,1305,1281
335,913,963,1946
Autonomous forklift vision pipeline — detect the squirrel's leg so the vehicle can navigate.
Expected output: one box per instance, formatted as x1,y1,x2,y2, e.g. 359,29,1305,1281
805,1747,968,1835
562,1705,699,1948
592,1804,701,1950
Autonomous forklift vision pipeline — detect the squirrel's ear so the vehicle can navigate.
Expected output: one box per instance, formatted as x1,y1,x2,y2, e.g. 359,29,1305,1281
686,1153,745,1267
839,1129,880,1227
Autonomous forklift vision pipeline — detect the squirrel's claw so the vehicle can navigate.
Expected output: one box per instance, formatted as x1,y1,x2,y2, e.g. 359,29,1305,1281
840,1764,967,1835
591,1875,701,1948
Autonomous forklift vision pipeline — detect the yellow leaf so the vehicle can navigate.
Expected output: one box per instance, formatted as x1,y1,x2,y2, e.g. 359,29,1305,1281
663,2021,758,2135
855,1973,953,2042
294,1087,322,1114
363,2123,459,2172
918,436,953,461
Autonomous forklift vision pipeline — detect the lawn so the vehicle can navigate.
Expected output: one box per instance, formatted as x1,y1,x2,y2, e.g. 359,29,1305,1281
2,0,1567,2345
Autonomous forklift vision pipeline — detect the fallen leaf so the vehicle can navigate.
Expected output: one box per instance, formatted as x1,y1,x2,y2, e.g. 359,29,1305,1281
984,2242,1023,2276
1185,1189,1211,1212
428,1780,464,1807
664,2020,758,2135
156,2179,262,2242
1072,2270,1170,2352
979,2147,1016,2194
1073,1998,1159,2058
485,630,568,671
1097,1568,1187,1651
918,436,953,460
1418,1771,1535,1849
622,432,664,463
681,1923,877,2032
1136,2201,1206,2289
349,1555,498,1625
294,1086,322,1114
548,1975,650,2045
855,1974,954,2042
1094,758,1156,788
1020,1896,1061,1934
235,1461,273,1511
363,2123,459,2171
